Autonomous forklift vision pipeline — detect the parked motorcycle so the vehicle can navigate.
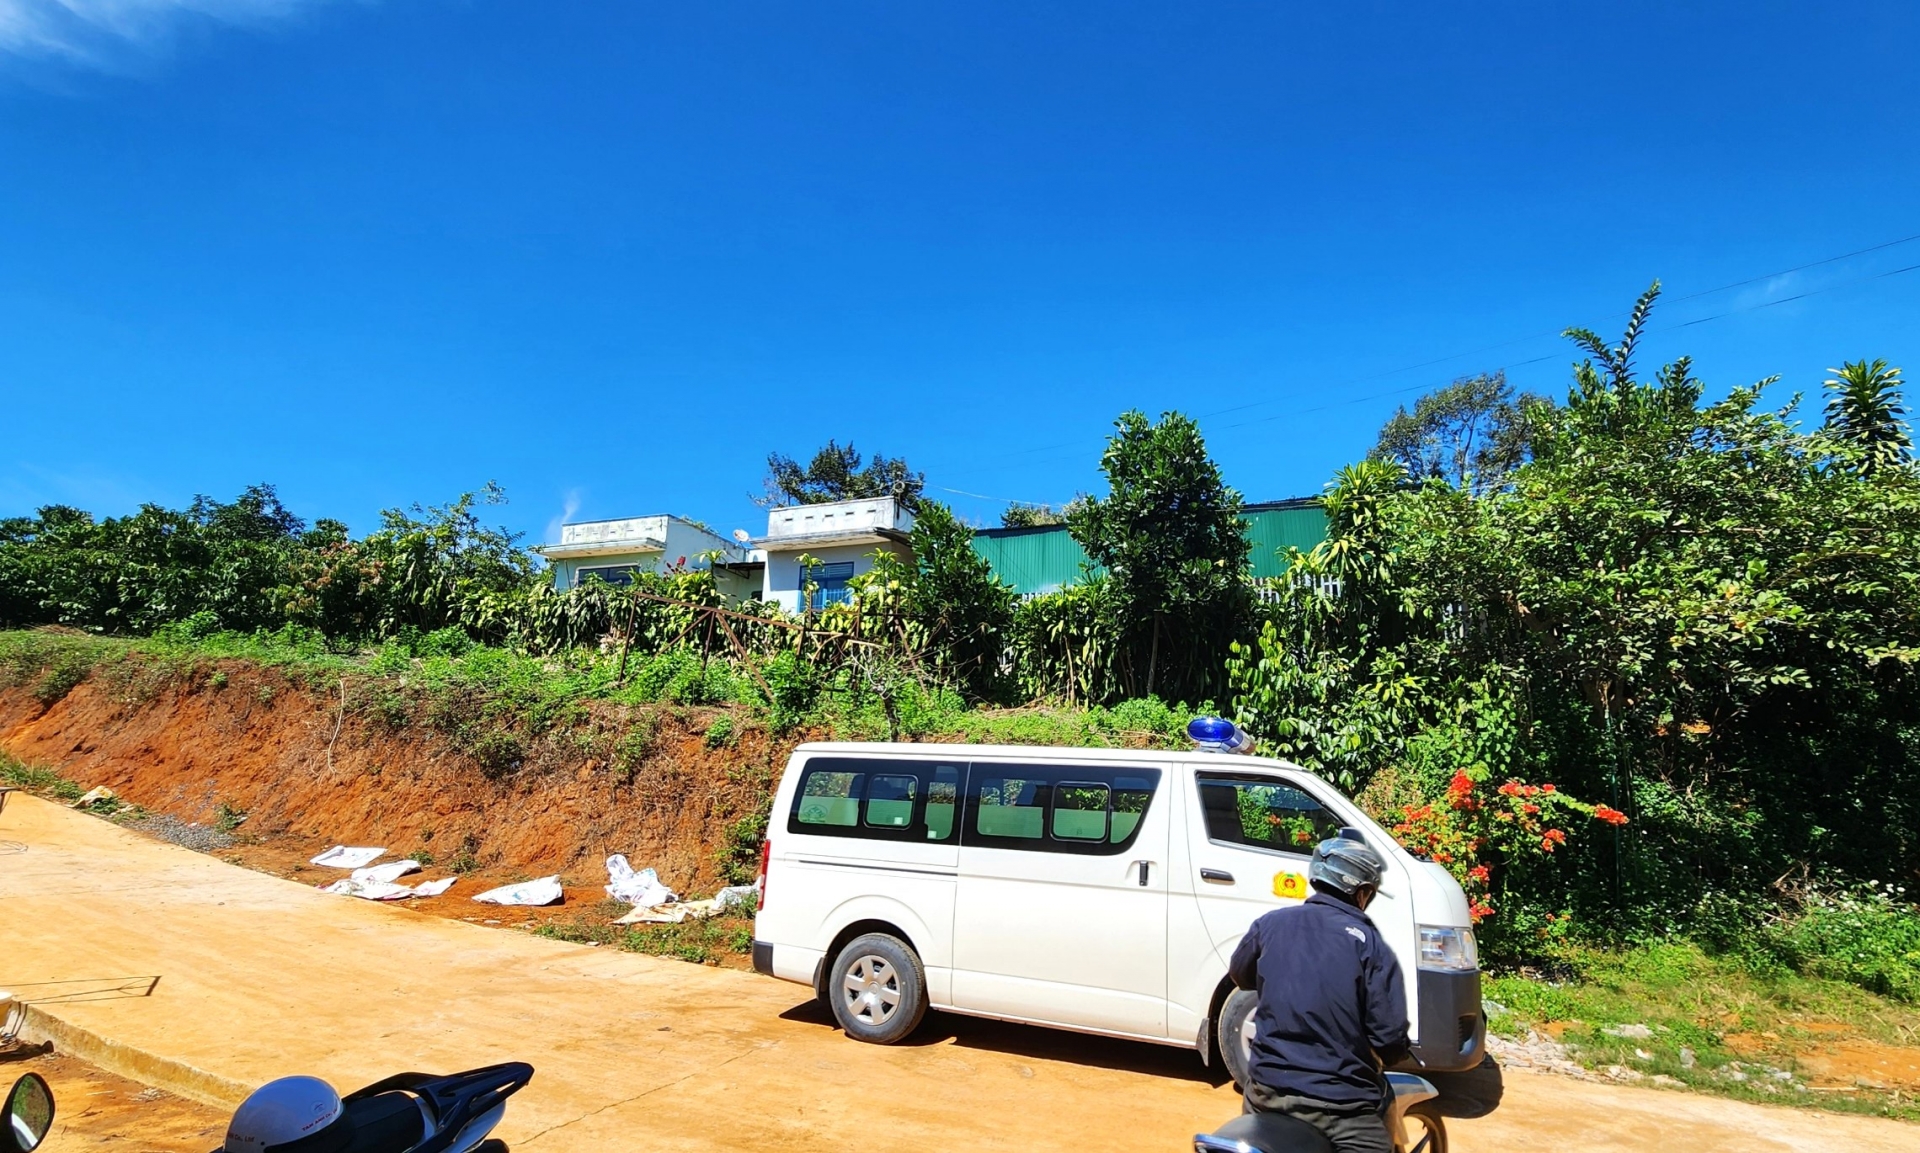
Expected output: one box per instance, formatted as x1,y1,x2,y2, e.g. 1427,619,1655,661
3,1072,54,1153
221,1062,535,1153
1193,1071,1446,1153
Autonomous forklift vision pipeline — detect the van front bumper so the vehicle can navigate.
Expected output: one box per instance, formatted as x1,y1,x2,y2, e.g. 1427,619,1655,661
1408,968,1485,1073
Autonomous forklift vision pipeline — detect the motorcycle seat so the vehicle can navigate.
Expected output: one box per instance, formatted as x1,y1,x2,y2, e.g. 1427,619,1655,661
1197,1112,1336,1153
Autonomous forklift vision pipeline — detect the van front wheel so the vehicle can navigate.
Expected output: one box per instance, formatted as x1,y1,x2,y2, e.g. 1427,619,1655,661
828,933,927,1044
1218,987,1258,1090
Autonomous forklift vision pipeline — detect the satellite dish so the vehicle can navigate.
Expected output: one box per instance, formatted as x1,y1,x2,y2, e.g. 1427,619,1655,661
731,528,751,543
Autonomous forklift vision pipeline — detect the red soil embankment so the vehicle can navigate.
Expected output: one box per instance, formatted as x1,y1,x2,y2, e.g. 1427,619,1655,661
0,660,786,895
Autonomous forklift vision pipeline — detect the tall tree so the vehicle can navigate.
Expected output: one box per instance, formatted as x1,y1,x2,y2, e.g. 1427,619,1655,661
1371,371,1550,493
1069,410,1250,700
761,440,925,508
1824,358,1912,475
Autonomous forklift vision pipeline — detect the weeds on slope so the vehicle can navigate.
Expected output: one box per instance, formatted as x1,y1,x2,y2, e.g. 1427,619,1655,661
533,899,757,966
1488,939,1920,1121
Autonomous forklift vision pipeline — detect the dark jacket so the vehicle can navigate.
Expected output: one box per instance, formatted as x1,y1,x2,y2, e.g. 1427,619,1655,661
1228,891,1410,1106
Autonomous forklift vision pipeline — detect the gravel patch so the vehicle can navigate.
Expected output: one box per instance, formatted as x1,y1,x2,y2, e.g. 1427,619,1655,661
120,812,235,853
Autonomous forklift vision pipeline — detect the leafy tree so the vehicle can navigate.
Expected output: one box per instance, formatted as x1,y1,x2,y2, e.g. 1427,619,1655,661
1824,358,1912,475
1372,371,1550,493
903,502,1016,698
761,440,925,508
1069,410,1250,701
1000,502,1068,528
1233,283,1920,944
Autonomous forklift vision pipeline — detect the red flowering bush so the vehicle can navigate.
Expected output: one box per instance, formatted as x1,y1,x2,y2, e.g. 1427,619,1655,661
1390,769,1626,923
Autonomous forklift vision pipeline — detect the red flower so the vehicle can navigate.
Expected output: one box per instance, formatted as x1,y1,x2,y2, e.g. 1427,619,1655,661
1496,781,1522,797
1468,899,1495,922
1522,803,1540,815
1467,864,1490,882
1540,828,1567,851
1593,805,1629,826
1542,784,1556,793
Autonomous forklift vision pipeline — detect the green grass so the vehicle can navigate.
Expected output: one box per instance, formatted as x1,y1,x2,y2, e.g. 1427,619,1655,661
0,748,85,802
1488,939,1920,1120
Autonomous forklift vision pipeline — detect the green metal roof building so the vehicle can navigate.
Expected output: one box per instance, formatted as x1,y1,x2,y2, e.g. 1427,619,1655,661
970,497,1326,595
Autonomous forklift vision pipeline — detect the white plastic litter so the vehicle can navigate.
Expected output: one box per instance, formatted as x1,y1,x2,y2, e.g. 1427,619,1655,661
321,878,415,901
604,855,677,907
351,859,421,885
310,846,385,869
614,899,718,925
72,786,116,809
472,876,564,906
715,884,758,910
412,877,457,897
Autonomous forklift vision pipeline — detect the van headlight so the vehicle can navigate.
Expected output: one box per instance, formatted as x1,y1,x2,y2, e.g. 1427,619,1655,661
1416,925,1479,972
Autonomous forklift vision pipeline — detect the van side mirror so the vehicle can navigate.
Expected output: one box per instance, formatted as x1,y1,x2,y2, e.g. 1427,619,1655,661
1337,826,1366,843
3,1072,54,1153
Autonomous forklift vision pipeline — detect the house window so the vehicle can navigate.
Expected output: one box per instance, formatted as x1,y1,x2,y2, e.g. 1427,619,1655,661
805,561,856,609
575,564,640,589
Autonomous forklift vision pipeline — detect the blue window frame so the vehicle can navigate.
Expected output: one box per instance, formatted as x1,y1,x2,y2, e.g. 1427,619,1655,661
805,561,856,609
575,564,640,588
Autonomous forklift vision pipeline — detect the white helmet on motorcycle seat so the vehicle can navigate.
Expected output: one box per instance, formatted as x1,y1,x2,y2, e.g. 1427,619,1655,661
222,1076,353,1153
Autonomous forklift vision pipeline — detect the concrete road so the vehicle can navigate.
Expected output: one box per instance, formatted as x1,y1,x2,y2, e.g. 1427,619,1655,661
2,794,1914,1152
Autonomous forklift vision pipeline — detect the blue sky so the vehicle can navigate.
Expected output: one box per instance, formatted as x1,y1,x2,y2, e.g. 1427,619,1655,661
3,2,1916,546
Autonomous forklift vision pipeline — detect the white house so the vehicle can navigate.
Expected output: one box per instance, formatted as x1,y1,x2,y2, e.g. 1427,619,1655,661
534,515,755,599
758,496,914,613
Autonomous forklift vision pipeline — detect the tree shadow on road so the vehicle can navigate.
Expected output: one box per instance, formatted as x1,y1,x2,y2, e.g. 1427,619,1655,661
777,999,1233,1087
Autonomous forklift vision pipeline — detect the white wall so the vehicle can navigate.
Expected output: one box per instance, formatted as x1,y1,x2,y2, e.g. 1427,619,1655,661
762,542,911,613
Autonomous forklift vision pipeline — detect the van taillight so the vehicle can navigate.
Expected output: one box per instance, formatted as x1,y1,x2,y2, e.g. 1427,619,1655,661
755,839,770,909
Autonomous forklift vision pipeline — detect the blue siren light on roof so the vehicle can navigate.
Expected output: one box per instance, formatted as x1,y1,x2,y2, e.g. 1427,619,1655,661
1187,716,1255,755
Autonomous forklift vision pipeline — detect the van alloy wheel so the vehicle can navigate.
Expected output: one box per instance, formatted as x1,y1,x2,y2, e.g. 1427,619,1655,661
841,955,902,1025
828,932,928,1044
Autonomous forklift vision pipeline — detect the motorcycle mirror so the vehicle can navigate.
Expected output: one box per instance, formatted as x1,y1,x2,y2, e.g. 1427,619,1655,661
3,1072,54,1153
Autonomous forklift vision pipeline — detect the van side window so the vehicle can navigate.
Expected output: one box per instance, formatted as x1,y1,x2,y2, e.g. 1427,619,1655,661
796,771,863,828
1111,776,1153,843
787,758,964,842
926,766,959,842
968,766,1162,854
1196,775,1343,855
1052,782,1110,840
865,775,919,829
976,777,1047,839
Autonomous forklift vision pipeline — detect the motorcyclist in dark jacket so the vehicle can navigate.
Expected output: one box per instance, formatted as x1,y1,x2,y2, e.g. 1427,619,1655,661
1228,834,1410,1153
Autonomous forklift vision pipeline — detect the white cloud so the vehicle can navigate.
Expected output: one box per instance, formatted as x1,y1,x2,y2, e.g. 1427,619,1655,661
0,0,333,66
542,490,582,549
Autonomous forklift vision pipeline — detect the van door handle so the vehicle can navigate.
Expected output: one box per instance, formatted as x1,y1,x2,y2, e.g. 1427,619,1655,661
1133,860,1151,886
1200,868,1235,885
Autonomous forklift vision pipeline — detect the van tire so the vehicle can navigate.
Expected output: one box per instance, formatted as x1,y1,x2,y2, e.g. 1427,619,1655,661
1218,988,1258,1090
827,933,927,1044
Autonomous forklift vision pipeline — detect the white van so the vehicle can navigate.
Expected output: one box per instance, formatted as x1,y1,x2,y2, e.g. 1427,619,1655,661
750,741,1486,1076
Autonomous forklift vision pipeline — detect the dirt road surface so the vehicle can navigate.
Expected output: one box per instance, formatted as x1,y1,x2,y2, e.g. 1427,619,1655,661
3,795,1913,1153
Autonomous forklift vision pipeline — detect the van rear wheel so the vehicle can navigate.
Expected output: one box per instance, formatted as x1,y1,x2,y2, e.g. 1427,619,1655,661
1217,987,1258,1090
828,933,927,1044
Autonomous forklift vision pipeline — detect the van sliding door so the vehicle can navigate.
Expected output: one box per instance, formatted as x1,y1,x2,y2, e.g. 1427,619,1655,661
950,761,1170,1040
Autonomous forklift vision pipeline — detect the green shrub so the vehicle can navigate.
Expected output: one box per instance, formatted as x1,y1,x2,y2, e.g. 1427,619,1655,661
1763,887,1920,1002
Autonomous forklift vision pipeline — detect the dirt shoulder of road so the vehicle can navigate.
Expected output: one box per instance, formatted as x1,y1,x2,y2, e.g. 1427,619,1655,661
3,1050,227,1152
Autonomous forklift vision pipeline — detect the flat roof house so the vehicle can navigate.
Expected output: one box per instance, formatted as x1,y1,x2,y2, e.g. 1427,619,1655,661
758,496,914,613
533,515,754,599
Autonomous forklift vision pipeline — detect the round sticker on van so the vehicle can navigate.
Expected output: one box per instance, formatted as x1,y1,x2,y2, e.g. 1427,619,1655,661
1273,871,1308,900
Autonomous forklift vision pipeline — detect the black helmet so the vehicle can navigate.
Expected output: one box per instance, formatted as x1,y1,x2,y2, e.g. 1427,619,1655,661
1308,833,1385,901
